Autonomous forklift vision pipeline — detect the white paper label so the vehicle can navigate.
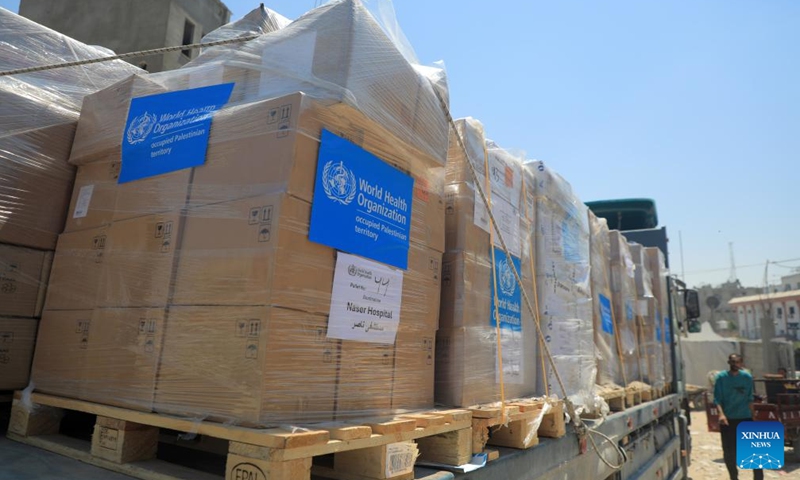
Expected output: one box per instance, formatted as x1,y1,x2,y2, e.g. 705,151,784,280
73,185,94,219
495,328,524,385
327,252,403,344
474,193,522,258
385,442,417,477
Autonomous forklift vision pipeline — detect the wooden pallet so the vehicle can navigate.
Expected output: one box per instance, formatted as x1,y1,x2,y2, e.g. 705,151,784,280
8,392,473,480
625,387,641,407
468,398,565,456
597,386,627,413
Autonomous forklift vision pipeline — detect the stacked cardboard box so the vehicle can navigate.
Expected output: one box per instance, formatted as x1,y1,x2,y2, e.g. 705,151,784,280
646,247,673,387
629,243,663,390
32,0,448,425
609,231,640,384
436,118,538,407
530,161,595,405
0,9,140,390
588,212,622,388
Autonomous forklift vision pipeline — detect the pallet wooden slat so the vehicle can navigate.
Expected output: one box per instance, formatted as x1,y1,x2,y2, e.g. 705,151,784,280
8,393,474,480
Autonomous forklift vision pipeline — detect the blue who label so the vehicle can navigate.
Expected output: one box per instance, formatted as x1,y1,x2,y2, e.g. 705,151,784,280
599,294,613,335
664,316,671,344
119,83,234,183
490,248,522,331
656,312,662,341
736,421,784,469
309,130,414,270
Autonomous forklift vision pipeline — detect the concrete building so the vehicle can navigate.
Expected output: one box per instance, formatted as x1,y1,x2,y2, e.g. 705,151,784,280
729,287,800,341
696,281,761,335
19,0,231,72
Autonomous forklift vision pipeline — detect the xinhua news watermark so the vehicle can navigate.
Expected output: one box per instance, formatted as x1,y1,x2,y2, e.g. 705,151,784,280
737,421,785,470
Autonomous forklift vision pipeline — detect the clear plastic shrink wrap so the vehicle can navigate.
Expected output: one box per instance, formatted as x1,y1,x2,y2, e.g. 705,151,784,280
588,211,622,388
30,0,450,427
528,161,595,408
629,243,663,391
608,231,641,386
630,243,664,388
646,247,673,386
436,118,538,407
0,8,140,390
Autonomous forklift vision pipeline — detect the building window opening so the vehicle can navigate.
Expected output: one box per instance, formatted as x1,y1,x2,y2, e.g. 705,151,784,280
790,306,796,318
182,19,195,58
777,307,783,318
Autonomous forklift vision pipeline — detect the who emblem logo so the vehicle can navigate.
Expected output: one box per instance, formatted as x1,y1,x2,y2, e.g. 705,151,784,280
498,258,516,296
322,160,357,205
126,111,157,145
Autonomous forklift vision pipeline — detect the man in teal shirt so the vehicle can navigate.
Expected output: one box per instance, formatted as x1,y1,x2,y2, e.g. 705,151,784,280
714,353,763,480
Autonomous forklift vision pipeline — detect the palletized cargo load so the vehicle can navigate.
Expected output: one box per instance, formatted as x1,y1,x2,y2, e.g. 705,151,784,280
435,118,538,408
609,230,641,386
529,161,595,407
588,211,623,389
29,0,448,427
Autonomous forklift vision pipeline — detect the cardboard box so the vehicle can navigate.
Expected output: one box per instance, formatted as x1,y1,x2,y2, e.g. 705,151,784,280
64,160,120,233
98,212,182,308
444,182,492,256
391,330,436,410
69,74,167,165
44,226,108,311
83,308,165,411
440,251,492,329
435,325,537,407
30,310,92,400
337,339,395,415
154,306,338,426
0,123,77,250
0,318,38,390
64,159,192,233
173,193,441,331
0,243,53,318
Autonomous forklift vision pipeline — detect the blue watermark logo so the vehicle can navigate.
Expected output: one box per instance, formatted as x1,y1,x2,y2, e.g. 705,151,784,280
736,421,784,469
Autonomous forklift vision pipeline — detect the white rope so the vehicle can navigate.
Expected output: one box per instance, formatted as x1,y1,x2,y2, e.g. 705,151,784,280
0,34,260,77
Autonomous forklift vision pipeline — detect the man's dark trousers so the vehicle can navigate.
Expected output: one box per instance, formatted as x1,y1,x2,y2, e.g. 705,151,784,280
720,418,764,480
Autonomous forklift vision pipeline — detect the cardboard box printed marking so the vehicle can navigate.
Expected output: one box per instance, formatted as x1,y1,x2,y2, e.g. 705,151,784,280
0,318,38,390
154,306,338,426
0,243,53,318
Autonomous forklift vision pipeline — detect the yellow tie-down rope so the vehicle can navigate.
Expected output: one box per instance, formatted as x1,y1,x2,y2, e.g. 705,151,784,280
436,92,626,470
482,140,508,426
